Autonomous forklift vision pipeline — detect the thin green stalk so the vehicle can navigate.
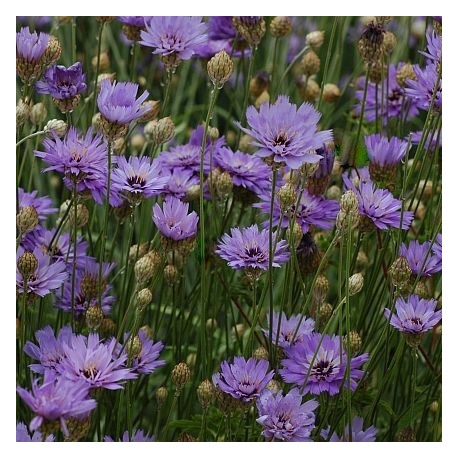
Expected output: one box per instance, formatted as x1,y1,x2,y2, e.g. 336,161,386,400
91,21,105,119
71,17,77,63
16,130,44,149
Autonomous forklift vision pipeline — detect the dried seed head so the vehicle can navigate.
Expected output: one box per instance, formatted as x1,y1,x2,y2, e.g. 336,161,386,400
134,254,157,286
300,51,321,76
207,50,234,87
349,273,364,296
269,16,293,38
16,99,31,126
30,102,47,125
17,206,39,234
44,119,68,138
197,379,216,409
255,90,270,109
171,362,191,389
276,182,297,209
136,288,152,312
306,31,325,49
17,251,38,279
144,117,175,146
249,70,270,98
232,16,266,47
127,335,142,359
344,330,362,354
382,31,397,54
322,83,341,103
155,386,168,407
85,305,104,330
396,63,417,87
164,264,179,286
326,185,342,201
42,35,62,67
253,346,269,360
389,256,412,290
215,171,234,199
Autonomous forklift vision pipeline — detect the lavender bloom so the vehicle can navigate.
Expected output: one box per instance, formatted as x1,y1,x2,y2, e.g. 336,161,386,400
255,188,339,234
140,17,207,67
214,147,271,195
365,134,410,167
16,422,54,442
16,371,96,437
16,246,67,297
354,63,419,123
384,295,442,334
236,95,332,169
129,329,166,375
307,143,335,195
16,26,49,81
405,63,442,111
212,356,274,403
111,156,169,205
104,429,155,442
262,311,315,349
216,225,290,270
118,16,152,27
280,333,369,396
420,30,441,65
97,79,150,125
58,333,137,390
163,169,199,199
256,388,318,442
321,416,377,442
36,62,86,99
399,240,441,276
432,233,442,261
410,129,442,153
343,175,414,231
208,16,236,41
24,325,74,374
35,127,108,204
157,143,205,176
18,188,56,221
152,196,198,241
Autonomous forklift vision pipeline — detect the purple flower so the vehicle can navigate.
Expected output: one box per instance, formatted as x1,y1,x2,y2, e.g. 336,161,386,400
212,356,274,403
111,156,169,205
256,388,318,441
216,225,290,271
409,129,442,153
255,188,339,233
208,16,236,41
262,311,315,349
24,325,74,374
405,63,441,111
157,143,205,176
399,240,441,277
16,422,54,442
36,62,86,99
104,429,155,442
163,169,199,199
16,26,48,63
432,233,442,261
16,371,96,437
140,17,207,67
343,175,414,231
57,333,137,390
35,127,108,204
16,246,67,297
129,329,166,375
354,63,420,123
97,79,150,125
18,188,56,221
152,196,198,241
385,295,441,335
365,134,410,167
321,416,377,442
118,16,152,28
236,95,332,169
280,333,369,396
214,147,271,195
420,30,441,65
307,143,335,195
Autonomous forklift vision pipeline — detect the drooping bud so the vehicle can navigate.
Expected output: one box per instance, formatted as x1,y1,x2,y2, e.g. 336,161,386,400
197,379,215,409
276,182,297,209
207,50,234,87
85,305,104,330
300,51,320,76
306,31,325,49
44,119,68,138
232,16,266,47
344,330,362,354
171,362,191,389
17,206,39,234
269,16,293,38
349,273,364,296
144,117,175,146
17,251,38,279
135,288,152,312
155,386,168,407
322,83,341,103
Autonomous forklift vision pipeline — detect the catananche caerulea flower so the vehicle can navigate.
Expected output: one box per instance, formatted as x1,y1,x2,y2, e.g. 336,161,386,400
256,388,318,442
365,134,410,168
343,175,414,231
280,333,369,396
16,422,54,442
16,26,50,82
157,143,205,177
399,239,441,277
306,143,335,195
321,416,377,442
57,333,137,390
16,370,96,437
140,17,207,68
262,311,315,349
16,246,67,298
118,16,152,41
384,295,441,335
236,95,332,169
405,62,442,112
104,429,155,442
152,196,199,241
35,127,108,204
216,225,290,271
420,30,441,66
163,169,199,199
24,325,74,374
212,356,274,403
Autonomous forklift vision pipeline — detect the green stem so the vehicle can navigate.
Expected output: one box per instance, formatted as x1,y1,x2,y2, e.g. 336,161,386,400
16,130,44,149
409,348,418,427
91,21,105,119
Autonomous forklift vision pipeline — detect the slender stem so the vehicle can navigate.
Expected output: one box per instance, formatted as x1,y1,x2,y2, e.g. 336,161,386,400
161,70,173,117
318,17,338,110
16,130,44,149
409,347,418,427
91,21,105,119
71,17,77,63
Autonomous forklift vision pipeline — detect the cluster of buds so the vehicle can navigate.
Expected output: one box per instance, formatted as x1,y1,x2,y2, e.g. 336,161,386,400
144,117,175,146
207,50,234,88
336,190,359,234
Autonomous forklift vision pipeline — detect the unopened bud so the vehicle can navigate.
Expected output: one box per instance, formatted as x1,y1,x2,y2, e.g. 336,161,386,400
215,171,233,199
232,16,266,47
136,288,152,311
68,203,89,228
396,63,417,87
96,16,115,23
326,185,342,201
253,346,269,360
269,16,293,37
313,275,329,305
233,323,246,338
430,401,439,414
356,250,369,270
208,50,234,87
340,190,359,214
396,427,416,442
249,71,270,98
208,126,220,141
85,305,104,330
134,254,156,286
186,353,197,369
316,302,333,329
306,31,325,49
42,35,62,67
344,330,362,354
99,317,116,338
17,206,39,234
301,51,320,76
266,379,282,394
197,379,215,409
17,251,38,279
144,117,175,146
16,99,31,126
383,31,397,54
206,318,218,331
239,134,256,153
131,133,145,152
349,273,364,296
29,102,47,125
44,119,68,138
178,433,198,442
92,51,110,73
302,78,320,103
155,386,168,407
286,220,304,249
164,264,179,286
389,256,412,290
127,335,142,359
413,280,429,299
322,83,341,103
128,242,149,262
276,182,297,209
171,362,191,389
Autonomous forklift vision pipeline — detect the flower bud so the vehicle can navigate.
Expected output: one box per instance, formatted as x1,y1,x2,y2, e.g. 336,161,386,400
316,302,333,329
171,362,191,389
64,417,91,442
178,433,198,442
269,16,293,38
396,63,417,87
286,220,303,249
276,182,297,209
134,254,156,286
344,330,362,354
17,251,38,279
137,100,160,122
255,90,270,109
144,117,175,146
253,346,269,360
322,83,341,103
413,280,429,299
430,401,439,414
16,99,31,127
396,427,416,442
301,51,320,76
215,171,233,199
208,50,234,87
197,379,215,409
68,203,89,228
382,31,397,54
266,379,282,394
42,35,62,67
164,264,179,286
348,273,364,296
128,243,148,263
92,51,110,73
85,305,104,330
96,16,115,23
313,275,329,305
44,119,68,138
232,16,266,47
233,323,246,338
389,256,412,290
99,317,116,338
136,288,152,312
302,78,320,103
17,206,39,234
97,72,116,88
340,190,359,214
155,386,168,407
326,185,342,201
356,250,369,270
127,335,142,359
139,325,153,340
29,102,48,126
208,126,220,141
306,31,325,49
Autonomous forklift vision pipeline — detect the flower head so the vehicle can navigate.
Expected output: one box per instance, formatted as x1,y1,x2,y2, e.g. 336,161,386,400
16,371,96,437
365,134,410,167
16,26,50,82
36,62,86,100
399,240,441,277
420,30,441,65
280,333,369,396
18,188,56,221
256,388,318,441
163,169,199,199
16,422,54,442
236,95,332,169
125,329,166,375
152,196,198,241
216,225,290,270
212,356,274,402
384,295,441,334
405,63,442,111
321,416,377,442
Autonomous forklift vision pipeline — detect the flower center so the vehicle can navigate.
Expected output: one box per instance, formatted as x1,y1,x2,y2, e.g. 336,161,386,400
273,131,291,148
127,175,146,188
311,359,335,380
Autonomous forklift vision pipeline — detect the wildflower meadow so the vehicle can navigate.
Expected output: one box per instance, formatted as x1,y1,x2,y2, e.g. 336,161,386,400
15,14,443,447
